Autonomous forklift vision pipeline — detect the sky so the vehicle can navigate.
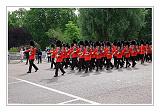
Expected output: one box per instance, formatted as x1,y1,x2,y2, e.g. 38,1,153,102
7,7,79,16
7,7,30,12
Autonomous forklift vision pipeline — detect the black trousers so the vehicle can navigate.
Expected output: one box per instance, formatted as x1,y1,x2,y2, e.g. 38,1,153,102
85,60,92,73
140,54,144,64
125,57,131,68
55,62,65,76
148,54,152,61
131,56,136,67
78,58,84,71
64,58,70,68
26,58,29,65
48,56,51,63
145,53,152,62
113,56,117,67
38,56,42,64
51,58,56,68
106,59,113,69
91,58,96,69
116,58,123,69
96,59,101,71
29,59,38,72
71,58,77,70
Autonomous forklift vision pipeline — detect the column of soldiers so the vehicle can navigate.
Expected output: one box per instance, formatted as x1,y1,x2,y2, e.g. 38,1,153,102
49,40,152,77
25,40,152,78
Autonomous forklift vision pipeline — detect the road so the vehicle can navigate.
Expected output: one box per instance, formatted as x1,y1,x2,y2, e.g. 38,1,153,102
8,60,152,105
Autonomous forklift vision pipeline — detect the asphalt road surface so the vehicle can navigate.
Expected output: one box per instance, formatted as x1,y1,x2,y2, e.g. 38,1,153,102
8,60,152,105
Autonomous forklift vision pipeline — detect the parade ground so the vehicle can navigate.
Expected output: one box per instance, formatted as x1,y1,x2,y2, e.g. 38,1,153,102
8,60,152,105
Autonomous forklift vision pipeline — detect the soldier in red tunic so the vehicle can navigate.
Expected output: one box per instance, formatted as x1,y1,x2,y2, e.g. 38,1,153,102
25,41,39,73
130,40,137,67
84,41,92,73
105,42,114,70
139,40,146,64
115,42,123,69
64,44,71,68
145,41,152,62
90,42,96,70
78,41,84,72
70,40,79,70
123,41,131,68
95,41,102,71
54,40,65,77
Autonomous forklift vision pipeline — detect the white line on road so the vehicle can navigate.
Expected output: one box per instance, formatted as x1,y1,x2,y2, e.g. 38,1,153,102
14,77,99,104
8,81,23,85
58,99,80,104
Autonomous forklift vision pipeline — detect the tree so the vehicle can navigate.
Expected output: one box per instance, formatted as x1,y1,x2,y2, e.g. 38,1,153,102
64,21,80,43
79,8,147,41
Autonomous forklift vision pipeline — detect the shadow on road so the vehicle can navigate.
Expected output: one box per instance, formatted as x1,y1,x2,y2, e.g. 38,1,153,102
40,77,58,84
142,64,148,66
44,68,54,71
126,67,132,71
132,67,139,70
106,70,113,73
92,71,102,75
19,73,28,76
80,72,90,77
118,68,123,72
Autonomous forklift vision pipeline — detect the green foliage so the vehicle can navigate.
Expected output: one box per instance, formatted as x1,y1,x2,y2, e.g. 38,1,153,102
8,8,152,49
46,27,64,41
9,47,19,52
79,8,149,41
8,8,27,28
64,21,80,43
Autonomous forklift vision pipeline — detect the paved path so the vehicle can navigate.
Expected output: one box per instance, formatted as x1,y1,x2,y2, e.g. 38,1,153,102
8,61,152,105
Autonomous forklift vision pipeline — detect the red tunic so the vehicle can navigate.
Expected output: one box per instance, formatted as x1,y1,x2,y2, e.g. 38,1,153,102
139,45,146,54
71,47,79,58
115,50,123,59
84,50,91,61
146,46,152,54
78,48,84,59
51,49,56,58
95,50,102,59
56,52,63,62
130,47,137,56
66,49,71,58
25,48,37,60
123,48,130,58
112,46,117,57
106,49,113,59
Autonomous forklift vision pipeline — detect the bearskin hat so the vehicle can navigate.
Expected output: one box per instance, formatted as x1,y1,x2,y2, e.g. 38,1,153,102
51,44,55,48
56,40,62,47
95,41,100,46
117,41,121,47
30,40,35,47
79,41,84,46
73,39,77,44
140,40,144,45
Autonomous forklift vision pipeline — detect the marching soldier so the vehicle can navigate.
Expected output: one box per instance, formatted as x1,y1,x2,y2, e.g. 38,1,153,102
139,40,146,64
84,41,92,73
70,40,79,70
130,40,137,67
54,40,66,77
123,41,131,68
25,41,39,73
105,42,114,70
95,42,102,71
50,44,56,69
78,41,84,72
115,42,123,69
